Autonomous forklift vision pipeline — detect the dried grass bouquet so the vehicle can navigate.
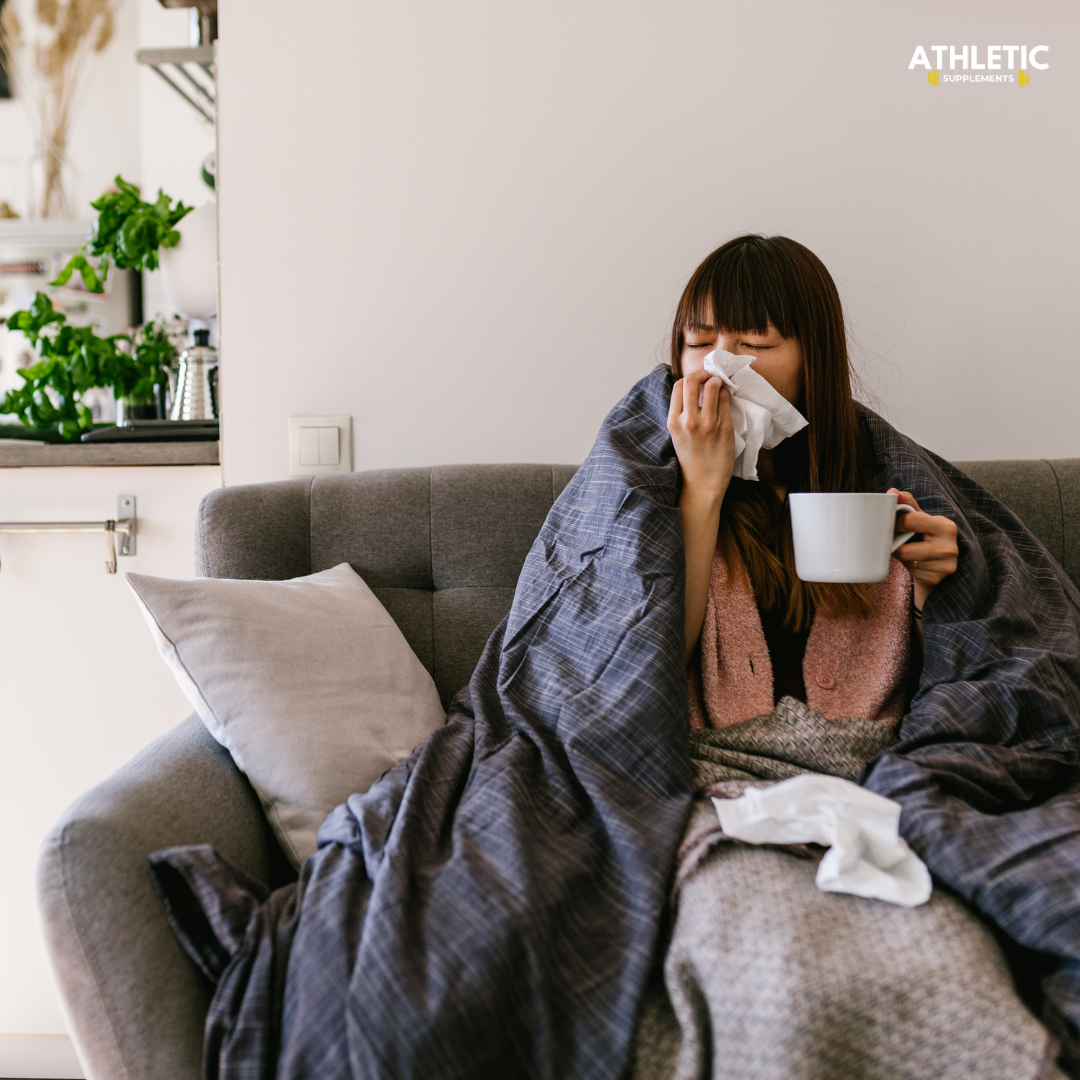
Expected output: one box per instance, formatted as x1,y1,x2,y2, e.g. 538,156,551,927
0,0,118,218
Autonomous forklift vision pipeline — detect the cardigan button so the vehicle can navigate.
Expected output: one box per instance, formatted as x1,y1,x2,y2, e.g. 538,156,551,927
815,674,836,690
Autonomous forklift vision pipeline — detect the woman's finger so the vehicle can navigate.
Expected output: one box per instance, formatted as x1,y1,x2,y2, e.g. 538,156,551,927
682,369,711,415
683,373,696,416
897,513,957,549
716,384,732,421
888,487,922,514
699,375,721,423
903,513,958,548
895,509,938,536
895,539,949,563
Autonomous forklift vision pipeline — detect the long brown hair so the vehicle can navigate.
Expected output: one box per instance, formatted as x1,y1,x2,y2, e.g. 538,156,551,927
671,234,872,630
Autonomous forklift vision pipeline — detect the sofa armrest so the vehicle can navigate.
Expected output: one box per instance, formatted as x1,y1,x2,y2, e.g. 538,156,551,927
36,715,294,1080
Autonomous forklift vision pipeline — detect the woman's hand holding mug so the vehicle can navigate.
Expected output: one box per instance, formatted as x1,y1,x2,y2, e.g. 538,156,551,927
888,488,959,612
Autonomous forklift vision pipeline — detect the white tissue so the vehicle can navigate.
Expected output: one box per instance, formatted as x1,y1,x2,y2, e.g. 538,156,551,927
712,773,932,908
701,349,808,481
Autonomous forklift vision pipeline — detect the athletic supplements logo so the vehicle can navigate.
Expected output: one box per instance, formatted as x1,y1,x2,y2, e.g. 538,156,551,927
910,45,1048,86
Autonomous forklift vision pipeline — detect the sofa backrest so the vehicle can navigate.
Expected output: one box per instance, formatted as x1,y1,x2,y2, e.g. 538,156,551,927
197,465,578,706
196,459,1080,707
954,460,1079,589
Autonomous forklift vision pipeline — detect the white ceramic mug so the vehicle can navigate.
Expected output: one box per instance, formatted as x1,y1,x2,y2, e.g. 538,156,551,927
788,493,916,583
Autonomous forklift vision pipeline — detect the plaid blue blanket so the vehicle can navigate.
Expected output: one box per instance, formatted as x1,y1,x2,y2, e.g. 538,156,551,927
150,367,1080,1078
152,367,694,1079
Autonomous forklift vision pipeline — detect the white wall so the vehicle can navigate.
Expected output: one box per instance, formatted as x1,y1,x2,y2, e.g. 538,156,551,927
216,0,1079,487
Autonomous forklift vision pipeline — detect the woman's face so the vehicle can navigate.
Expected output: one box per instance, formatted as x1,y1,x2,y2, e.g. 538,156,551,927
680,322,803,406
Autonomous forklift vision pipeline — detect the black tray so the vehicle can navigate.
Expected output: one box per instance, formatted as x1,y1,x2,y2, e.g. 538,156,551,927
81,421,219,443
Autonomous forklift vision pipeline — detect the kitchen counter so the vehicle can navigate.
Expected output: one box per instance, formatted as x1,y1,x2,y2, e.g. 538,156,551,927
0,458,221,1050
0,440,220,467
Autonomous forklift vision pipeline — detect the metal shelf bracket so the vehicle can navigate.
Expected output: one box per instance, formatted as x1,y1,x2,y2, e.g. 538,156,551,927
136,45,215,124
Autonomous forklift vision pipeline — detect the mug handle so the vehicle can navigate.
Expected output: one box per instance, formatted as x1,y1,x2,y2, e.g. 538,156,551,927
890,503,916,554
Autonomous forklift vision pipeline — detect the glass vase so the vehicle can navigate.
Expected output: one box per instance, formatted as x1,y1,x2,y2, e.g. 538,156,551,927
28,139,74,220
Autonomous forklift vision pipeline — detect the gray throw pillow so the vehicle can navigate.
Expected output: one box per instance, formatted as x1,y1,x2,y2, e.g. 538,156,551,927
127,562,445,866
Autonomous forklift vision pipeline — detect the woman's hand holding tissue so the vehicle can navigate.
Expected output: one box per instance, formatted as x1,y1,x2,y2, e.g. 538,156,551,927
668,369,736,661
667,369,736,498
887,488,959,613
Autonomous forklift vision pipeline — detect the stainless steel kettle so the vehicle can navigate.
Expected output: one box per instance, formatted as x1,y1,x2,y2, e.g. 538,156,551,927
170,329,218,421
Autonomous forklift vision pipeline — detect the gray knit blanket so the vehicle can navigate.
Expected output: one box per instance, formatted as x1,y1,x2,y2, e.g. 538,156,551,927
631,699,1062,1080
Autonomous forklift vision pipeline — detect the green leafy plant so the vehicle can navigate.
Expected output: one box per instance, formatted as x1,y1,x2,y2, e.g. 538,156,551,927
124,320,178,402
0,292,176,440
51,175,193,294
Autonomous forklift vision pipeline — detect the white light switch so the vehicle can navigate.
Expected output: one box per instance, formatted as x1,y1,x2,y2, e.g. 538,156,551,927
298,427,321,466
288,416,352,476
317,425,340,465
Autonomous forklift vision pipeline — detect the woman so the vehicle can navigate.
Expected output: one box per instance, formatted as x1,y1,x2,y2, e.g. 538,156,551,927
631,235,1066,1080
666,235,958,721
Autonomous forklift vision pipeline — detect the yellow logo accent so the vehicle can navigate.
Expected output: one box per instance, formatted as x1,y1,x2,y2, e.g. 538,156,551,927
928,70,939,86
1018,71,1030,86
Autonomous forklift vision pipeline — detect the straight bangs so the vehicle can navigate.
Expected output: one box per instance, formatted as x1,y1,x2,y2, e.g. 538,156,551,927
671,235,802,378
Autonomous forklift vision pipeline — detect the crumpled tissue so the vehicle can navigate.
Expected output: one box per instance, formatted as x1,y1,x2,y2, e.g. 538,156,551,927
712,773,933,908
701,349,808,481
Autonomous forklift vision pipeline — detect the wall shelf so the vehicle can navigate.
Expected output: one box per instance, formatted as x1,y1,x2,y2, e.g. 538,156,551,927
0,440,219,468
136,44,215,123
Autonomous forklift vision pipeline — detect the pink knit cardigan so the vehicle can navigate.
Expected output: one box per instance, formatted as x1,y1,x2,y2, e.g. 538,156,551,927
688,548,912,731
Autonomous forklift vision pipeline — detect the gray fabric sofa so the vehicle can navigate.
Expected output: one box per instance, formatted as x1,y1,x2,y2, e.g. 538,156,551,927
37,459,1080,1080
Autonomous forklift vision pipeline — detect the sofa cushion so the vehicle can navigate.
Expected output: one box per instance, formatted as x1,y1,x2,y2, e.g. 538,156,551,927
954,459,1064,570
126,563,446,866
